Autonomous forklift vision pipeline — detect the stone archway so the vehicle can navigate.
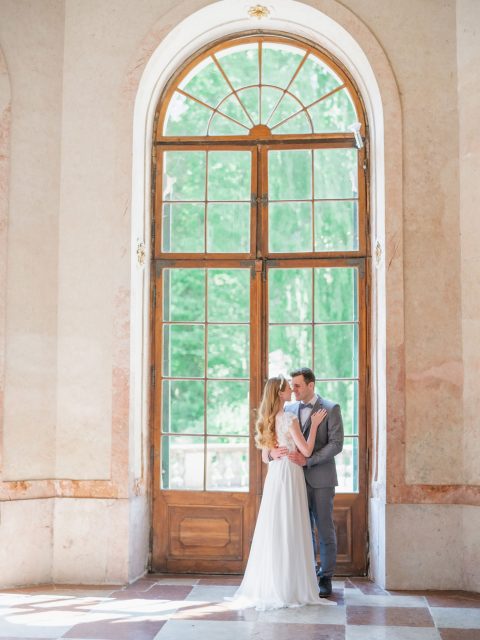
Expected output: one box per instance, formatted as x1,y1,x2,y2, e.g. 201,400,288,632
129,0,404,586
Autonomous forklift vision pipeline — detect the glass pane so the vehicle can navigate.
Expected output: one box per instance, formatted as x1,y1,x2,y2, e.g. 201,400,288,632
314,149,358,199
163,269,205,322
314,324,358,379
209,112,248,136
163,325,205,378
262,43,306,89
289,54,342,106
161,435,204,490
207,325,249,378
269,202,312,253
162,380,204,434
208,269,250,323
273,111,312,134
316,380,358,435
163,151,206,201
336,437,359,492
180,57,230,108
309,88,357,133
164,92,212,137
314,201,359,252
216,43,259,90
269,268,312,323
261,86,283,124
207,203,250,253
314,268,358,322
218,94,252,128
269,325,312,376
162,203,205,253
268,93,303,128
207,381,249,435
237,87,259,124
269,150,312,201
206,437,249,491
207,151,251,201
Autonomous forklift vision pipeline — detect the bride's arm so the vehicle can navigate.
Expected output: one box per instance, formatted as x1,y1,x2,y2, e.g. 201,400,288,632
289,418,319,457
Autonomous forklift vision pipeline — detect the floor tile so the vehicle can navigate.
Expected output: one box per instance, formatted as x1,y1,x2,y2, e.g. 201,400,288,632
426,594,480,608
172,600,259,622
197,577,242,586
184,585,239,602
0,606,114,638
346,605,434,627
0,612,72,638
430,608,480,629
439,630,480,640
150,578,199,586
346,625,442,639
62,618,166,640
344,580,360,592
329,588,346,606
347,579,389,595
256,603,346,625
253,621,345,639
345,592,427,608
1,576,478,640
153,619,254,640
88,596,184,618
110,586,192,601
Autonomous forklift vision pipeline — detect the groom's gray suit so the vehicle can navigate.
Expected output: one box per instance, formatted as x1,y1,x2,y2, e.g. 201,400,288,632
285,395,344,578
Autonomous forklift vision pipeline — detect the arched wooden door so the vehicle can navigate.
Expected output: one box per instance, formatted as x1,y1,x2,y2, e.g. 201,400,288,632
151,35,369,575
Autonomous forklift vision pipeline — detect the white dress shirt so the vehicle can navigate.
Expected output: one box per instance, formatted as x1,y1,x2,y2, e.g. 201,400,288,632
299,394,318,427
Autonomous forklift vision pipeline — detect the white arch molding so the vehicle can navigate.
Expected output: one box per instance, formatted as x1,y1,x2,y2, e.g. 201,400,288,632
130,0,404,586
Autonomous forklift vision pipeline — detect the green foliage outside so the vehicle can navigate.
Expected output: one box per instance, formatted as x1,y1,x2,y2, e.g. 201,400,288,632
160,41,361,491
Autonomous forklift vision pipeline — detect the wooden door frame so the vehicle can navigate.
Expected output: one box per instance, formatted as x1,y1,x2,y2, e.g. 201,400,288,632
149,32,370,575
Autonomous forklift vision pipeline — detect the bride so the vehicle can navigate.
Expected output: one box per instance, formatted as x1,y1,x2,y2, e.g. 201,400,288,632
231,375,335,610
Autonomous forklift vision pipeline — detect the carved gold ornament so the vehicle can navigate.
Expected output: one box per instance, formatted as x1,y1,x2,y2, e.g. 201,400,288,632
137,241,146,266
248,5,270,20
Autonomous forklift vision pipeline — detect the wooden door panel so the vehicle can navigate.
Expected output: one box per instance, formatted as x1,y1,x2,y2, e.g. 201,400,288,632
334,505,353,565
333,494,366,574
153,491,257,573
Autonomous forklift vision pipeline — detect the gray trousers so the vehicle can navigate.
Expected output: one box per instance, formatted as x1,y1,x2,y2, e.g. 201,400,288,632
306,484,337,578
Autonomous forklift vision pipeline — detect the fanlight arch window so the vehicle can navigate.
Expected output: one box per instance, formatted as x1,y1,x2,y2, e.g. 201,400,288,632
155,36,367,259
161,39,360,137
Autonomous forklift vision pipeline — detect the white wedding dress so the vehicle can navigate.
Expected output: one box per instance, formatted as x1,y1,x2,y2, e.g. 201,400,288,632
230,411,335,610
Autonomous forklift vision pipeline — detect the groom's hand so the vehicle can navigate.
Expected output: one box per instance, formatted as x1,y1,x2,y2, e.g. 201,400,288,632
270,446,289,459
288,451,307,466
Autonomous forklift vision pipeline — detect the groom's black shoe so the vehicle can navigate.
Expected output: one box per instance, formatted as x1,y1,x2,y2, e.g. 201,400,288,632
318,576,333,597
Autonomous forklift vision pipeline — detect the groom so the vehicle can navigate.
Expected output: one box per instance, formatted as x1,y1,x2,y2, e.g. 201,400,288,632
269,367,344,597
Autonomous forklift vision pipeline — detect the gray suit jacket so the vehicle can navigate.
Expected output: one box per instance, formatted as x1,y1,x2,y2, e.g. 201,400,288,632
285,396,344,488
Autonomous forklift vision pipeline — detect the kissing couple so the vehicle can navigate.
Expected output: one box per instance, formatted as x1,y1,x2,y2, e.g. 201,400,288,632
231,367,344,611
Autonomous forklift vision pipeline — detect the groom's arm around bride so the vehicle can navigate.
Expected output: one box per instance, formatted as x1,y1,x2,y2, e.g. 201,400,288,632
287,399,343,470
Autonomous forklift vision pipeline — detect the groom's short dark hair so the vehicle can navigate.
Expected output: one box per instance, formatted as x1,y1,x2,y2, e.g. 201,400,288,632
290,367,315,385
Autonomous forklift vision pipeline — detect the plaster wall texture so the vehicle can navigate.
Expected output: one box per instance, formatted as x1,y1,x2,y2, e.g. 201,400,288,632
53,498,129,584
0,0,478,589
344,0,464,486
386,503,480,591
463,505,480,592
0,0,63,480
0,498,53,587
457,0,480,487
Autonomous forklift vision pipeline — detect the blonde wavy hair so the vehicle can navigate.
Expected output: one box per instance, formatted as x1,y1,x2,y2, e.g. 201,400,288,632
254,376,287,450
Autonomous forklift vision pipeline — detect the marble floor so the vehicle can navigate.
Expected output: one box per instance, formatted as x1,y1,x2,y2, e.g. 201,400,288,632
0,575,479,639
